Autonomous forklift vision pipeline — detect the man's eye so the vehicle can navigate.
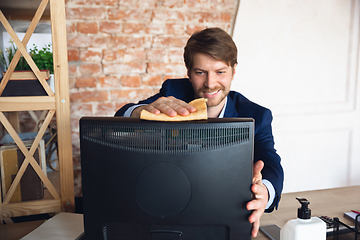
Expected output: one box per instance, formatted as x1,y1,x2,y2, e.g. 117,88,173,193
196,71,204,75
217,71,225,74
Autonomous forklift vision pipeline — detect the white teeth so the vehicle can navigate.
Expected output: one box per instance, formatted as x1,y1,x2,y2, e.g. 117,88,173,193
206,90,219,95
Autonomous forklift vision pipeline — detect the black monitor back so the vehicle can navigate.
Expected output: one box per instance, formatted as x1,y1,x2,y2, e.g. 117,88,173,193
80,117,254,240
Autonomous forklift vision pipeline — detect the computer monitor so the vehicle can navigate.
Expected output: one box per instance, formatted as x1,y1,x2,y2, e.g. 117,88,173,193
80,117,254,240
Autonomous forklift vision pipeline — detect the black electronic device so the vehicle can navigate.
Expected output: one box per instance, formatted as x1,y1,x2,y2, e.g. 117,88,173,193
318,216,356,236
80,117,254,240
260,225,280,240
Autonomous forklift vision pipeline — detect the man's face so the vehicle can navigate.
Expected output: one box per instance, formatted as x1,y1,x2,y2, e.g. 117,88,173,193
188,52,236,111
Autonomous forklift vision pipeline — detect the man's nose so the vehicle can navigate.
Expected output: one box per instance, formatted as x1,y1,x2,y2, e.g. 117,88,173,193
205,72,216,89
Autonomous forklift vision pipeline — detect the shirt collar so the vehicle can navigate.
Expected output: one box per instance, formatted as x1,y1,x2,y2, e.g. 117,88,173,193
218,97,227,118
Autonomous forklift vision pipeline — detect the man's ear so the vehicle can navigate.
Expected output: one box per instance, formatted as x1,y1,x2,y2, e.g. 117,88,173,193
232,63,237,76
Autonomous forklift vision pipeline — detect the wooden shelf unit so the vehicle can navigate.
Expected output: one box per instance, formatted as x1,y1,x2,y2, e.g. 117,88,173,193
0,0,74,223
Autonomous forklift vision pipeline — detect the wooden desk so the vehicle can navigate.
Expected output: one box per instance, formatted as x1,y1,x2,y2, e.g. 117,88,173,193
255,185,360,239
0,186,359,240
0,220,45,240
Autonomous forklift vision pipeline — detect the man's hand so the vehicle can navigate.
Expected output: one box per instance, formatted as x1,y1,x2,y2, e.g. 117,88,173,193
247,160,268,237
131,96,197,118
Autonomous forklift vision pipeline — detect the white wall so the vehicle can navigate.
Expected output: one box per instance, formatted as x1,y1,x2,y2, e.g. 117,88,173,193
232,0,360,193
0,20,51,73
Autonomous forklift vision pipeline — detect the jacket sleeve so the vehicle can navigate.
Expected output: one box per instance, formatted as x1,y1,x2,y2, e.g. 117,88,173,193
114,93,162,117
253,109,284,212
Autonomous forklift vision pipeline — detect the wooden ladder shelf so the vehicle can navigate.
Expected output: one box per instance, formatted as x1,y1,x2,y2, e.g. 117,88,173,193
0,0,74,224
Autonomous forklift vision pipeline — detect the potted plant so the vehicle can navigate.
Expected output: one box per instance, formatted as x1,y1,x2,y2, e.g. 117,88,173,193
0,40,53,96
29,43,54,74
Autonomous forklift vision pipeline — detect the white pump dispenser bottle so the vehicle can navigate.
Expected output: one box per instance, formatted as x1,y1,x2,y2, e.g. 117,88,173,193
280,197,326,240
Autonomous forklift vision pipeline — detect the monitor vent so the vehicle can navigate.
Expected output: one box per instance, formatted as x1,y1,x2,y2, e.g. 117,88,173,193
102,225,108,240
82,124,250,154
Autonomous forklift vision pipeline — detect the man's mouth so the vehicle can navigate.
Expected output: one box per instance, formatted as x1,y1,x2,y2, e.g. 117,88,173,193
203,89,220,98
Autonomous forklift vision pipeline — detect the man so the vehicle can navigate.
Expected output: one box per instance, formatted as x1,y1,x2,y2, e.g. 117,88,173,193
115,27,284,237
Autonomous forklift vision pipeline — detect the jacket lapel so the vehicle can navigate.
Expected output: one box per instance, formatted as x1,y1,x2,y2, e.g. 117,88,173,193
223,96,239,117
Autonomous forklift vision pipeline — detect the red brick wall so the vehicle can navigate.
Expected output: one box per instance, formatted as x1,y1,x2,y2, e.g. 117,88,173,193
65,0,239,167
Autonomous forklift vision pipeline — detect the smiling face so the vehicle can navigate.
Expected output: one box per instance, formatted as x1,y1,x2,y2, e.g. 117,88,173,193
188,52,236,117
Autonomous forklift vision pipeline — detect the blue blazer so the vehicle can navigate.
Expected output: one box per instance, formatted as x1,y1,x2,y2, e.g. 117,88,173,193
115,78,284,212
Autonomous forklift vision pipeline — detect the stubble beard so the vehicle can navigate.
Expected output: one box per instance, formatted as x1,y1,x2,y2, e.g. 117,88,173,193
196,86,228,107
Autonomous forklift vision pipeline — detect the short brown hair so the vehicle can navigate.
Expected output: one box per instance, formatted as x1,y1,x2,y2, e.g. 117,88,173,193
183,27,238,71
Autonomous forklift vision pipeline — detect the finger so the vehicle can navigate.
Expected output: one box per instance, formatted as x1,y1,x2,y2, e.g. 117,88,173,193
247,205,265,237
182,102,197,113
164,96,197,114
247,207,263,237
147,98,178,116
253,160,264,175
248,200,267,213
251,182,269,203
252,219,260,238
156,103,178,117
248,183,268,211
253,160,264,182
144,103,177,117
143,105,161,115
168,102,192,116
247,197,267,212
150,97,195,117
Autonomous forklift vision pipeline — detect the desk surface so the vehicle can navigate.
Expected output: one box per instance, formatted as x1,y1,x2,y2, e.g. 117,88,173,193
0,186,359,240
0,220,45,240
